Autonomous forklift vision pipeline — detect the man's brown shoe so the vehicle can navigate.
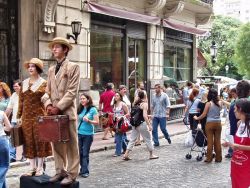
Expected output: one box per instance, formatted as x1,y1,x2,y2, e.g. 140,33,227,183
49,173,66,182
60,176,75,185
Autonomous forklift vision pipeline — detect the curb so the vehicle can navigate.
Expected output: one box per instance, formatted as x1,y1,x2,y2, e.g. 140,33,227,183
10,119,185,169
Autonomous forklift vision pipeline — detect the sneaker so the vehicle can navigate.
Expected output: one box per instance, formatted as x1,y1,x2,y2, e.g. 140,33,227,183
167,138,171,144
225,154,232,159
81,173,89,178
154,144,160,147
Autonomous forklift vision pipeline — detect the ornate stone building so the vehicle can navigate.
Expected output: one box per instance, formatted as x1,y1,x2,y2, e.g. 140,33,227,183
0,0,213,98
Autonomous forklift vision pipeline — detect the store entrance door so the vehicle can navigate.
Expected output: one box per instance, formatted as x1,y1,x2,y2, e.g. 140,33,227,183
128,38,146,102
0,0,19,85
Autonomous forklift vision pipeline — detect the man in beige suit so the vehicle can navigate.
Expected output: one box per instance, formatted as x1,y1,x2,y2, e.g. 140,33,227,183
42,37,80,185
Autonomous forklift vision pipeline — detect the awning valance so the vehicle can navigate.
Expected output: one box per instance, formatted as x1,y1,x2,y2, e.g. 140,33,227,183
197,48,207,67
163,19,207,35
85,2,208,35
86,1,161,25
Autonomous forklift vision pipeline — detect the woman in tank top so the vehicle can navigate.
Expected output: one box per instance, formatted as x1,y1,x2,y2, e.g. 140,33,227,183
194,89,222,163
113,92,129,157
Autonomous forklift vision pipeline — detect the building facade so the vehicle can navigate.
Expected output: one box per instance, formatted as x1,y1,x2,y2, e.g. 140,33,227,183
214,0,250,23
0,0,213,102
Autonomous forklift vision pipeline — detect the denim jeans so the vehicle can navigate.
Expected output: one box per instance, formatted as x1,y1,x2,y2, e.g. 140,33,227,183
152,117,170,146
0,136,10,188
115,133,127,155
78,134,93,175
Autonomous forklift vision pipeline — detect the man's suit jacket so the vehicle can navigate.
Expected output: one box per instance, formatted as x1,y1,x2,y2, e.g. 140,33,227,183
42,59,80,120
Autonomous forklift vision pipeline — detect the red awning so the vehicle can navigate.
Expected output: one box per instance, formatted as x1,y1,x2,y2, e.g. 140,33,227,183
197,48,207,67
163,19,207,35
86,1,161,25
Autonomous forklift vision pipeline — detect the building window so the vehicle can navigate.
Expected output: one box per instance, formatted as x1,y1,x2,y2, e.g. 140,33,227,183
163,45,191,81
163,29,193,81
90,24,125,90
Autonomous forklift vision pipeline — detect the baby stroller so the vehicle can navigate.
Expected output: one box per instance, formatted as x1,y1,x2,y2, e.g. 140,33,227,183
185,128,207,161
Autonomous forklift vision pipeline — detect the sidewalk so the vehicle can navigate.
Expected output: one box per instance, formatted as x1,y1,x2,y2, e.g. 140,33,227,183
10,119,187,168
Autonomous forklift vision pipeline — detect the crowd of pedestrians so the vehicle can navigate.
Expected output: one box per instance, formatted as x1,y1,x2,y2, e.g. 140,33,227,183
0,36,249,188
183,79,250,187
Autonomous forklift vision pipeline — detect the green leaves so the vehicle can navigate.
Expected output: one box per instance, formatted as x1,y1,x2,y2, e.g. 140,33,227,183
235,23,250,79
198,15,243,79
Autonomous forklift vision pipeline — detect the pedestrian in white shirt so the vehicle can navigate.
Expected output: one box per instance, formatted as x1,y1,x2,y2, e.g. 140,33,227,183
5,79,25,162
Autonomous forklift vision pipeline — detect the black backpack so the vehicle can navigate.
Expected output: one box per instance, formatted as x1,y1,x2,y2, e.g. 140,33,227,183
130,104,144,127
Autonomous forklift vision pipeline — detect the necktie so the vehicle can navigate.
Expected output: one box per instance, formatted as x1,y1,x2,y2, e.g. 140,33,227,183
55,63,61,75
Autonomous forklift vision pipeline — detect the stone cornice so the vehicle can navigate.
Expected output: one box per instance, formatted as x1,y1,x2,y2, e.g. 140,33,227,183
145,0,167,15
195,13,212,25
163,0,185,17
43,0,59,34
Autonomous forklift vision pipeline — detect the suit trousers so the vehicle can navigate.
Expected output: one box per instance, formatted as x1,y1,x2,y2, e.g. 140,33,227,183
52,120,79,179
205,122,222,162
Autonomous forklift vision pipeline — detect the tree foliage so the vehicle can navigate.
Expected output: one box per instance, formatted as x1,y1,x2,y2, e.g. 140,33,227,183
198,15,243,79
234,23,250,79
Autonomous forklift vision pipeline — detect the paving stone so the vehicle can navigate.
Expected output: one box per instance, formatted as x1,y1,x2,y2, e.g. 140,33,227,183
6,133,231,188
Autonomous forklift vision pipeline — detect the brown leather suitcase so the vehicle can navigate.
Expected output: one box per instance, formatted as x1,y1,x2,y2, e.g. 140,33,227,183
10,126,24,147
37,115,70,143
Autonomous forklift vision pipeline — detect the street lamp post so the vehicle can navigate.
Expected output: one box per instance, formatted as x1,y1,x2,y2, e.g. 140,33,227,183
210,41,218,64
225,65,229,77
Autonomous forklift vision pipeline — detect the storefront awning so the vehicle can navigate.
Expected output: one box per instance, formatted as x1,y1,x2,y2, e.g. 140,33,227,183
197,48,207,67
163,19,207,35
86,1,161,25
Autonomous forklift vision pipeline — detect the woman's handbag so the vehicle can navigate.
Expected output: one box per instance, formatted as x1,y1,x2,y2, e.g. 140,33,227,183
10,125,24,147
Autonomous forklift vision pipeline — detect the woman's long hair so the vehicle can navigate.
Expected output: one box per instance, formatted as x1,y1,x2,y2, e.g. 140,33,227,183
134,91,145,106
235,98,250,137
113,92,123,107
77,93,95,115
0,82,11,99
207,88,219,107
189,88,199,102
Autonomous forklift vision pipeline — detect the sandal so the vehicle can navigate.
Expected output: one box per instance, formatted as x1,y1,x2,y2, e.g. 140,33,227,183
35,168,44,176
22,168,36,176
149,155,159,160
123,156,132,161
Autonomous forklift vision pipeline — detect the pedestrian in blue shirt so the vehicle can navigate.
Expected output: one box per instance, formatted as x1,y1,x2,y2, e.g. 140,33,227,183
77,93,99,178
151,84,171,146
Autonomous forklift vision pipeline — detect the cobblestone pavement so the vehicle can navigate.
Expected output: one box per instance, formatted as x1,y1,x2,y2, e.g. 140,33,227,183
6,133,231,188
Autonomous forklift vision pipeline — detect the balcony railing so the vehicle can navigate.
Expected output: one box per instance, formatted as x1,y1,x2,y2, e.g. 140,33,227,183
200,0,214,5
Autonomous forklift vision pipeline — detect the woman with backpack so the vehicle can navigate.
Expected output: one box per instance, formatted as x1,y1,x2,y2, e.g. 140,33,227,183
77,93,99,178
123,91,158,160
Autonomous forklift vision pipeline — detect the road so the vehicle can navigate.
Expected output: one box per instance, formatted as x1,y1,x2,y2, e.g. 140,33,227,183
7,133,232,188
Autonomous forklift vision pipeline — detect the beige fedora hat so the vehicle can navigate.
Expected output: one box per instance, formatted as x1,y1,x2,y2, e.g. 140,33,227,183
48,37,73,51
24,58,44,70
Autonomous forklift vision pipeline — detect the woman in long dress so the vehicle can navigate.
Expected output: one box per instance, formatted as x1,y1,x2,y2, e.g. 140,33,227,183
17,58,52,176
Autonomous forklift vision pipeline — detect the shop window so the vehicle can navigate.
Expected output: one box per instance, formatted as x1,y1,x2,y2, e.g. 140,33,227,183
90,26,124,91
163,45,191,81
